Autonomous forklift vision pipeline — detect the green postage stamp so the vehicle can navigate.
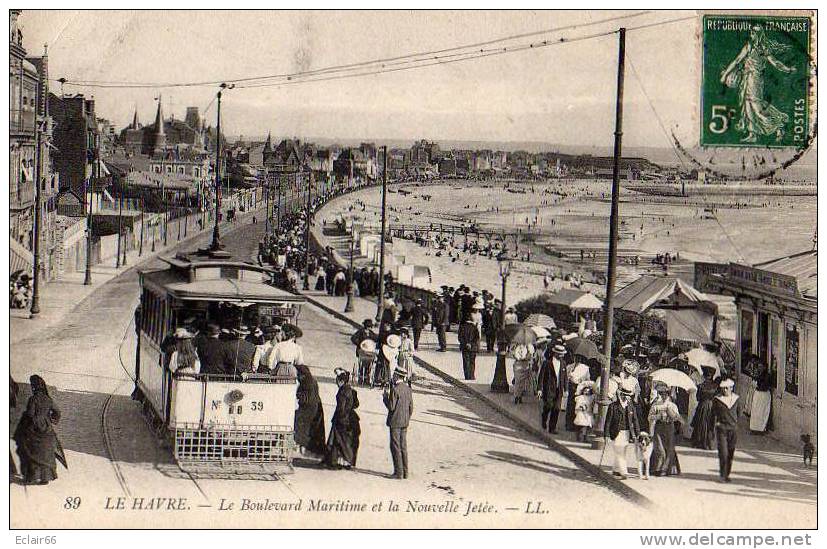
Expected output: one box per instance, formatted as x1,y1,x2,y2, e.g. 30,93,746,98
701,14,811,148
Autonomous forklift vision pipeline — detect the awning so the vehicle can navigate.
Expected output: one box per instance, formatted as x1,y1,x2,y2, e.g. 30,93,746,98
614,275,715,315
547,288,603,310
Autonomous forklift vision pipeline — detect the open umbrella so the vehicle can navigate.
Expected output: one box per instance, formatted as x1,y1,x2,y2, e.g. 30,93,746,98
565,336,601,361
503,323,537,345
523,313,556,329
683,347,721,378
650,368,697,392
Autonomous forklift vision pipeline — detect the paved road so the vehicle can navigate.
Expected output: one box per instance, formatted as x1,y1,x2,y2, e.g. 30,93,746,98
11,219,641,529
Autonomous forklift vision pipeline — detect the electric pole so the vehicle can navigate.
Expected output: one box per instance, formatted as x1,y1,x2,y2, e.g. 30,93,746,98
376,145,388,321
594,27,626,447
84,133,98,285
29,117,44,317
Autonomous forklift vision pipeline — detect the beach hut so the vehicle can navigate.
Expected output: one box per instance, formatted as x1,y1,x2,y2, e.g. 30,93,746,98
546,288,603,330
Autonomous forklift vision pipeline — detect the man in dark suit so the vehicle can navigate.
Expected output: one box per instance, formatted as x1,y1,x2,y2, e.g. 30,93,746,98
457,316,480,380
383,366,413,479
431,295,449,352
481,304,497,353
198,324,227,375
409,299,429,351
604,386,641,479
537,344,567,434
222,326,257,375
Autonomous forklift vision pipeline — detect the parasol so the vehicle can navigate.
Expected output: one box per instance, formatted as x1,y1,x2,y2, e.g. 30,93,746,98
523,313,556,329
565,336,601,361
650,368,697,392
503,324,537,345
683,347,722,378
529,326,552,340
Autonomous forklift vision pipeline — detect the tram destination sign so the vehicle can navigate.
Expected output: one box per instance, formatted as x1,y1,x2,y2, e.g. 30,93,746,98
700,14,811,148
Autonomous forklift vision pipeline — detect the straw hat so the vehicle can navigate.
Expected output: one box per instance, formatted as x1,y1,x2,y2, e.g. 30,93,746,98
719,378,735,388
233,325,251,336
385,334,402,349
174,327,195,339
622,359,640,376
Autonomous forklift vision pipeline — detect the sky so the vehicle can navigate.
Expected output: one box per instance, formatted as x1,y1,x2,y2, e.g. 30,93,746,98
20,10,701,148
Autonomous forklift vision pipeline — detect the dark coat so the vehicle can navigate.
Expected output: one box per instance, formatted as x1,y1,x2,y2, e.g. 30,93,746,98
325,384,361,466
384,381,413,429
294,366,326,455
410,305,429,330
431,300,449,327
605,399,641,441
538,355,565,405
458,321,480,351
222,338,256,374
14,389,64,483
197,337,227,375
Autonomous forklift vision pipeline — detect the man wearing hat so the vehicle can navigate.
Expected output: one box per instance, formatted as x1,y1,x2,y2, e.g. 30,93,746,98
711,378,740,482
409,299,429,351
537,344,567,434
383,365,413,479
222,325,257,375
199,324,229,375
457,315,480,380
431,295,449,352
604,385,641,480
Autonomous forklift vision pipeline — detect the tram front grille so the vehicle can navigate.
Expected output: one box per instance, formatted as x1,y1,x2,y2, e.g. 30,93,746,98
174,424,294,464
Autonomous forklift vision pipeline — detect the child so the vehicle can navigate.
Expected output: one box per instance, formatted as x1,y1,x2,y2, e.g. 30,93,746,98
574,383,595,442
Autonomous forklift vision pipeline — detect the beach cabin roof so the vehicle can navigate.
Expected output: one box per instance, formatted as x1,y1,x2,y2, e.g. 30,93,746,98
613,275,713,315
548,288,603,310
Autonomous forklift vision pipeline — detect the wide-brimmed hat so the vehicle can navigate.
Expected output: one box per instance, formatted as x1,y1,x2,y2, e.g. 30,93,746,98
233,325,251,336
719,378,735,388
622,359,640,376
359,339,377,354
385,334,402,349
264,325,282,336
552,344,567,355
174,327,195,339
655,383,672,394
282,323,303,338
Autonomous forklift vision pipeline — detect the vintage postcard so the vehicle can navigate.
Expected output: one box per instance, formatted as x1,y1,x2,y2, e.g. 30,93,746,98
8,8,817,535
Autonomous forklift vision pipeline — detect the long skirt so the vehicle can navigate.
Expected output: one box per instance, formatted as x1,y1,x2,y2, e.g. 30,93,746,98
565,383,577,430
314,275,326,291
324,420,360,467
13,421,59,484
749,390,772,432
690,400,716,450
294,403,326,457
649,421,681,476
512,360,532,397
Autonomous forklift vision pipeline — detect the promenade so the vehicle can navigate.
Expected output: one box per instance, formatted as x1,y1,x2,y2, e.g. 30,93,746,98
300,286,817,528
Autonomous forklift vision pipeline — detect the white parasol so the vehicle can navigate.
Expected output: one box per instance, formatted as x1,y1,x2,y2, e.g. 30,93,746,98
682,347,722,378
651,368,697,392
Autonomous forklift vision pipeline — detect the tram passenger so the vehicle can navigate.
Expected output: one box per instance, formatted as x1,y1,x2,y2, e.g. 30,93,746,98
198,324,228,375
169,328,201,377
267,324,304,380
224,326,257,375
252,325,282,373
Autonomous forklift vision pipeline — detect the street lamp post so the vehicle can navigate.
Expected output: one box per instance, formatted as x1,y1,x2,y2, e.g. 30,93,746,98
375,145,388,322
29,117,44,317
303,167,313,290
344,218,355,313
490,249,512,393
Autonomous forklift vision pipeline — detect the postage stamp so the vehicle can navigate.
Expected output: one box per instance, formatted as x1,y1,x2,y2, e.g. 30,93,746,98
700,14,812,148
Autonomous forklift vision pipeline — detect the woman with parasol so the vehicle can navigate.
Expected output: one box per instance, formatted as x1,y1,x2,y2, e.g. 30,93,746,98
13,375,67,485
647,382,684,477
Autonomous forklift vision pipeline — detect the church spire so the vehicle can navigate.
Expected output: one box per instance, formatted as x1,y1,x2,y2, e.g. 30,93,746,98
131,108,139,130
154,95,165,136
264,131,272,153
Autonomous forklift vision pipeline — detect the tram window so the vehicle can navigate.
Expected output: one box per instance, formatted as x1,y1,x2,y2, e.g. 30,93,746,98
220,266,240,279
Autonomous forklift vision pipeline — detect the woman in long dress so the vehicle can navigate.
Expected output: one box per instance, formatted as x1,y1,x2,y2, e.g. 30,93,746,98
13,375,65,485
323,368,361,469
648,384,684,476
511,344,534,404
294,365,326,457
750,362,773,434
691,368,719,450
397,329,415,382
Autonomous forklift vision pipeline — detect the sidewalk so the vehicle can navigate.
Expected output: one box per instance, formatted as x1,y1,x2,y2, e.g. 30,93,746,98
299,282,816,523
10,206,265,346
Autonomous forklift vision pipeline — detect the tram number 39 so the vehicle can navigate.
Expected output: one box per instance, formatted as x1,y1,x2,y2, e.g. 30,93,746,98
227,401,264,415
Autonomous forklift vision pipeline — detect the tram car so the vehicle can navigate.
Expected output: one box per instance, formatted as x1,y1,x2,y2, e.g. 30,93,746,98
133,252,306,474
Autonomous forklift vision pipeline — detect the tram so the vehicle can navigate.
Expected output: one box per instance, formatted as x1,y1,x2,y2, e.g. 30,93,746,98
133,251,306,474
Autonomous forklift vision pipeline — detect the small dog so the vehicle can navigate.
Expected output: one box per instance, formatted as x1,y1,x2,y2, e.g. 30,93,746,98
801,434,815,467
635,432,654,480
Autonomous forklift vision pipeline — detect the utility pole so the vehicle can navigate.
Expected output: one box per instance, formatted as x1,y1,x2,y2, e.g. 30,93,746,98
84,133,98,285
594,27,626,447
264,173,270,237
376,145,388,321
29,118,44,317
344,218,355,313
303,167,313,290
209,84,231,252
116,173,123,268
139,196,144,256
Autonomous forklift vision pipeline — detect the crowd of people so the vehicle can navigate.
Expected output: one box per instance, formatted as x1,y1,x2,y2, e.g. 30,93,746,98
10,272,33,310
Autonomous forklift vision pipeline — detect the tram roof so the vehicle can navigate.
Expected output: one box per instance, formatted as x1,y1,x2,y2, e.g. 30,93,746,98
141,254,305,304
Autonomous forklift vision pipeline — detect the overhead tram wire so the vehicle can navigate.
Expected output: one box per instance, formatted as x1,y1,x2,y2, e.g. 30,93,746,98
626,51,750,265
54,12,694,91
